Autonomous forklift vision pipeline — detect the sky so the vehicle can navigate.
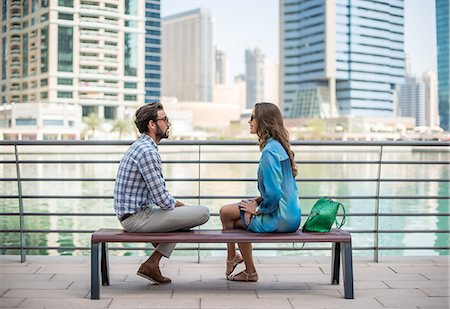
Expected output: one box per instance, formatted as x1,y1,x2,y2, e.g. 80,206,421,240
162,0,437,82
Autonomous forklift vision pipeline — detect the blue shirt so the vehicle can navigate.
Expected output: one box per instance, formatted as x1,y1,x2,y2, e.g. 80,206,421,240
246,138,301,233
114,134,176,216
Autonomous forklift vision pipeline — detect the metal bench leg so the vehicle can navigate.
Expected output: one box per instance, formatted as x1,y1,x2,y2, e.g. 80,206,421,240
91,242,100,300
331,242,341,284
341,242,354,299
101,243,110,286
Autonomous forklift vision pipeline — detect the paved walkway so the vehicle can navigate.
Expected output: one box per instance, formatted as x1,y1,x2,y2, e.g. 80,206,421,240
0,255,448,308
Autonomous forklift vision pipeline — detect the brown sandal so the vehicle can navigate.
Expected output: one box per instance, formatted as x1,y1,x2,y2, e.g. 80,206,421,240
227,270,258,282
225,253,244,276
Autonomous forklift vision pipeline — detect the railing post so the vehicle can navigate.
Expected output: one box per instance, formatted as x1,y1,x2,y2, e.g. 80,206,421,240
374,145,383,262
14,144,26,262
197,144,201,264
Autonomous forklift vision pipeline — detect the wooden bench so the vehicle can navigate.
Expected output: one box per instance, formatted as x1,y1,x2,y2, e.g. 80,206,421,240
91,228,354,299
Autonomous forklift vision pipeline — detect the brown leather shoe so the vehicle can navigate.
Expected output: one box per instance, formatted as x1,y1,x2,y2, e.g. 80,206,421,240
137,263,171,284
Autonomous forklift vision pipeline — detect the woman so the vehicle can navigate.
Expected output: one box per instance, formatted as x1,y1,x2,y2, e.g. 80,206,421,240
219,102,301,282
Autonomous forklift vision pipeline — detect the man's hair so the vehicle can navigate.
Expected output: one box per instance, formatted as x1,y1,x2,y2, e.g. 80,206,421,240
134,102,164,133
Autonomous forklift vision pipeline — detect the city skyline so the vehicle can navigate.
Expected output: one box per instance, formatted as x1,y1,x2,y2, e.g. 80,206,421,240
162,0,437,81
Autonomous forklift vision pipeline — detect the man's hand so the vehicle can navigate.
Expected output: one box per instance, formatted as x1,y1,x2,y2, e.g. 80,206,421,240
175,200,185,207
244,211,252,225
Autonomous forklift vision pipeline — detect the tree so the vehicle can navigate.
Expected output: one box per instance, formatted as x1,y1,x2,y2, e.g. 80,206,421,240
82,113,102,139
111,118,133,140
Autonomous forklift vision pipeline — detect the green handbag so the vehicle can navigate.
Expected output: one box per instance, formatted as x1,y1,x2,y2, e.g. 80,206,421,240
302,197,346,233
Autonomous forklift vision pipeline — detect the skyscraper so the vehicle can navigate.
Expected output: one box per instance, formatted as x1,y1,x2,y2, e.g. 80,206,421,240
215,46,227,84
162,8,213,102
423,70,440,127
397,76,425,126
245,48,265,109
436,0,449,131
281,0,405,118
0,0,147,121
145,0,161,103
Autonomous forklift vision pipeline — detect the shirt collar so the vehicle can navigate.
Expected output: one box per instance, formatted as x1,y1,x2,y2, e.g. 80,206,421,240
141,133,158,150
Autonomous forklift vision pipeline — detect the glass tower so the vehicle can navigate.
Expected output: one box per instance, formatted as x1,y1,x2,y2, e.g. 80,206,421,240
281,0,405,118
436,0,449,131
144,0,161,103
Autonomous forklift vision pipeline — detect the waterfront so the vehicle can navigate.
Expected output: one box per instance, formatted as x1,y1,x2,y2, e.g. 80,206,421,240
0,142,448,257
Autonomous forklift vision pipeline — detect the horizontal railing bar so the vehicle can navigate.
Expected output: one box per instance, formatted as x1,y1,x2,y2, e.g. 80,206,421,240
0,195,448,200
1,229,448,234
1,140,449,146
0,159,448,165
1,246,448,251
0,177,448,183
1,212,448,217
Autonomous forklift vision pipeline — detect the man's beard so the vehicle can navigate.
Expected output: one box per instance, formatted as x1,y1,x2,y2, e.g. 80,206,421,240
156,123,169,140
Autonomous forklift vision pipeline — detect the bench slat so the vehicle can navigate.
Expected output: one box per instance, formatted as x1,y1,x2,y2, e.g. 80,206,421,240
92,228,351,244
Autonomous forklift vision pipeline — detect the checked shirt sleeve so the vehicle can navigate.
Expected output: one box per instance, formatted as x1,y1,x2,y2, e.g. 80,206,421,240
136,150,176,210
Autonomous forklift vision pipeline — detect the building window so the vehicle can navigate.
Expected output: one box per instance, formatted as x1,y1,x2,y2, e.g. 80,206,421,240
58,0,73,7
124,82,137,88
124,33,137,76
16,118,37,126
57,91,73,98
57,78,72,85
22,33,28,77
32,0,38,12
145,82,160,88
22,95,28,102
58,26,73,72
41,0,48,7
43,134,58,140
125,0,138,15
22,82,28,89
104,106,117,119
124,94,137,101
82,105,98,117
43,119,64,126
40,27,48,73
41,91,48,99
23,0,29,16
40,78,48,86
58,13,73,20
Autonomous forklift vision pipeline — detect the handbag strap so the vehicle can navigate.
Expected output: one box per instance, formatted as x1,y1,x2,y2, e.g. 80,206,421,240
334,202,346,229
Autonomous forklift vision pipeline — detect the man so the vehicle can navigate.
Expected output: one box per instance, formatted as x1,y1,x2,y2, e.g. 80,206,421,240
114,102,210,284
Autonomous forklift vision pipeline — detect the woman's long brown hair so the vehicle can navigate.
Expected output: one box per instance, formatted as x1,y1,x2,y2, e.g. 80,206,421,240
254,102,298,177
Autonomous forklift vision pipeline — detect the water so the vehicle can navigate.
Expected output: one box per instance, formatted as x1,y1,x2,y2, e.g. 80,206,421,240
0,144,448,257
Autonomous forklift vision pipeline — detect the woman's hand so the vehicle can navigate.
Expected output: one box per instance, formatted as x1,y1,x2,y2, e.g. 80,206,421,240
238,199,258,215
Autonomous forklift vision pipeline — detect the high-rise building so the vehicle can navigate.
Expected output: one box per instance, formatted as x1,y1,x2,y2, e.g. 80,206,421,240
145,0,161,102
281,0,405,118
245,48,265,109
436,0,449,131
162,8,213,102
0,0,147,122
397,76,425,126
423,70,440,127
215,46,227,84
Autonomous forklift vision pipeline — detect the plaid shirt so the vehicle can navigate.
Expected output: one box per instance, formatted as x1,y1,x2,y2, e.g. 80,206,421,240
114,134,176,216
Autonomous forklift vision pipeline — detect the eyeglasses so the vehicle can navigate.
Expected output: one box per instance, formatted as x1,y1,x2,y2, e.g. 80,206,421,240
155,116,170,124
250,115,255,121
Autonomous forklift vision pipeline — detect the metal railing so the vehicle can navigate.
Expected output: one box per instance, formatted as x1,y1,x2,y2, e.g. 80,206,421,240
0,140,449,262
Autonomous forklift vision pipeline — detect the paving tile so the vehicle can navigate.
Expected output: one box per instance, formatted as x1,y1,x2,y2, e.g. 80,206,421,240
257,289,340,299
0,273,53,282
27,256,87,264
353,288,427,298
376,296,449,308
109,298,199,308
51,273,126,283
384,280,449,289
35,265,90,274
17,297,112,308
97,281,173,299
390,266,449,275
420,288,450,297
0,297,25,308
0,280,71,290
172,289,257,299
0,266,40,274
2,288,89,298
201,298,292,309
290,296,383,308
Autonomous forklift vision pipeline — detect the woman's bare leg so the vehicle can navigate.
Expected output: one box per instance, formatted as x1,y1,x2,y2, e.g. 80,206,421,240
237,242,256,274
220,203,242,259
